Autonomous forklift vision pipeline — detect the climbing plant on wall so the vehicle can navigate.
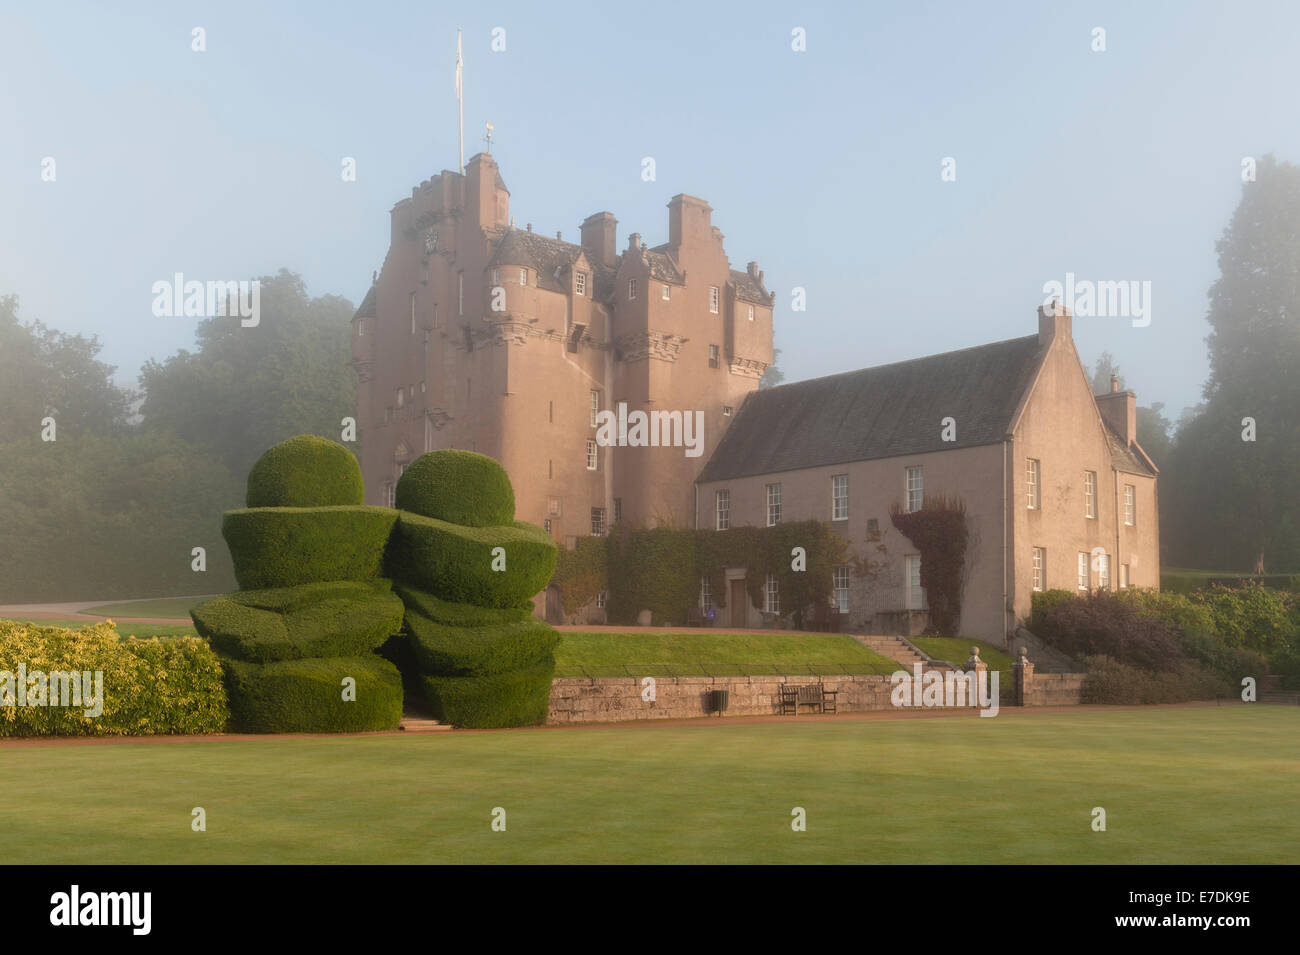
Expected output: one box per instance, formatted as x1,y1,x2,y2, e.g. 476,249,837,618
888,493,969,636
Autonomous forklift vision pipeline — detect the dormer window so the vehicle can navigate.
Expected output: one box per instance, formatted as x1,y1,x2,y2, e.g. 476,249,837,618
575,272,587,297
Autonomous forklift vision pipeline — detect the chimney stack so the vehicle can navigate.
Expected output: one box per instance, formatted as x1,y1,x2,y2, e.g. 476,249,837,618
1037,300,1072,346
580,211,618,268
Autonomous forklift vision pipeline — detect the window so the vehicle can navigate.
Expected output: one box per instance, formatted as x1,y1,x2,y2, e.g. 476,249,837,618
586,439,598,471
748,304,755,321
595,590,607,609
457,273,464,315
1032,547,1045,592
590,507,605,537
766,483,782,527
519,268,527,286
723,405,732,416
700,576,713,612
575,272,587,296
384,482,395,508
548,497,561,516
543,519,552,535
715,489,730,530
708,345,719,368
833,566,850,614
548,400,553,423
410,292,417,334
396,387,404,408
709,286,719,313
1077,552,1090,591
590,390,600,427
1026,459,1041,509
614,498,622,524
357,318,364,337
1120,563,1130,589
628,278,637,300
548,459,553,478
867,518,880,537
432,303,439,328
661,284,670,300
1124,485,1136,525
832,474,849,521
765,573,780,614
1085,470,1097,519
906,466,923,513
905,555,926,610
491,268,499,285
1098,551,1111,590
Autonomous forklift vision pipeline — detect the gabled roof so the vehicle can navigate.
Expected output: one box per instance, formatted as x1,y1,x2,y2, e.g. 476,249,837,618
697,335,1044,483
730,269,770,305
352,284,378,320
646,244,685,284
488,229,584,293
1104,422,1158,476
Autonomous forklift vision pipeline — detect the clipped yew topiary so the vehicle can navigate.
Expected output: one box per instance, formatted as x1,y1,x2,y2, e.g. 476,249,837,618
245,434,364,508
191,581,404,663
222,654,404,733
386,512,556,609
406,608,559,676
395,449,515,527
223,505,397,589
420,661,556,729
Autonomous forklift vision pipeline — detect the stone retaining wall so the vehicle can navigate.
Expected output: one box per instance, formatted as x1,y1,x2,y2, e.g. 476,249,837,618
1023,672,1086,706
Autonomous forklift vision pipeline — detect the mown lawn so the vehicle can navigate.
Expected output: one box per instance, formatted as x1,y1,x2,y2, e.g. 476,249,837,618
552,631,900,677
1,707,1294,864
910,637,1015,671
80,596,212,619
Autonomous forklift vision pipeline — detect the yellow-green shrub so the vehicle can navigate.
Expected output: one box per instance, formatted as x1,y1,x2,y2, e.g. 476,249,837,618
0,620,229,736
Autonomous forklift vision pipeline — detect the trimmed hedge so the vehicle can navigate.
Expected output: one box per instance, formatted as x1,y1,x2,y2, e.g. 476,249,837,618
245,434,364,508
221,654,403,733
393,583,534,627
386,512,556,608
395,449,515,527
0,620,228,736
406,610,559,676
1081,655,1230,704
191,581,404,663
420,659,556,728
223,505,397,589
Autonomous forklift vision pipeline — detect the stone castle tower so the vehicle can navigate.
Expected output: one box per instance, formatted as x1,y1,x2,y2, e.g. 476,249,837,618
351,152,774,542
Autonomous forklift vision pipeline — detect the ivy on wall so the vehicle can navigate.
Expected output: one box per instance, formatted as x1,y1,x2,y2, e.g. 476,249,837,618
548,521,851,626
888,493,969,636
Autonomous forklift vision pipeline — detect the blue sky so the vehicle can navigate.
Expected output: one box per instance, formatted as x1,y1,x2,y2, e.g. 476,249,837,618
4,0,1298,420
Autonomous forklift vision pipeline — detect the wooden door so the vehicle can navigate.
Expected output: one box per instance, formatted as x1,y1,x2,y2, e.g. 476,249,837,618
729,579,746,629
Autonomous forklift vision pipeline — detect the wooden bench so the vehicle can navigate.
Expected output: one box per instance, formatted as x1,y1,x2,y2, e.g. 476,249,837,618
779,683,839,715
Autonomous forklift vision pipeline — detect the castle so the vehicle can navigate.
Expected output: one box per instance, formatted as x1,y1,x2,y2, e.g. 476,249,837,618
351,153,774,541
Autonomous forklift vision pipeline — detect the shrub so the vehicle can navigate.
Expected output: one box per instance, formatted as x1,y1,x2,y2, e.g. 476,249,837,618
406,610,559,677
395,449,514,527
1188,581,1298,656
223,505,397,589
1033,590,1185,672
1029,589,1076,632
245,434,364,508
385,512,556,608
0,620,228,736
420,659,555,728
1081,655,1230,704
221,654,403,733
191,581,404,662
393,583,534,627
1268,645,1300,690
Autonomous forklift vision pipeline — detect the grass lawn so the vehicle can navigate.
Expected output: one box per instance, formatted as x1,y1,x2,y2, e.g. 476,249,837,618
12,619,199,640
81,596,212,619
552,631,900,677
1,707,1294,864
910,637,1014,671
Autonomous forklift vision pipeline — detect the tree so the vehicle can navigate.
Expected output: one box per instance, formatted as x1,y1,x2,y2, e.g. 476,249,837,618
1089,351,1125,395
759,348,785,389
138,269,357,478
1164,155,1300,571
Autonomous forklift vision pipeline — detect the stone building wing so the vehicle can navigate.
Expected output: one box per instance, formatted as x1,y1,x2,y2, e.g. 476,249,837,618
697,334,1044,482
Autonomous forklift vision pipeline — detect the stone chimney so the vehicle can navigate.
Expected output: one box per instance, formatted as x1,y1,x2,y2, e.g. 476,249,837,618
1037,301,1072,346
667,194,712,250
580,212,618,268
1096,381,1138,445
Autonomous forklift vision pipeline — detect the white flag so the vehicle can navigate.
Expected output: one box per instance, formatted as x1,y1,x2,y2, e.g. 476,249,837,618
455,30,462,97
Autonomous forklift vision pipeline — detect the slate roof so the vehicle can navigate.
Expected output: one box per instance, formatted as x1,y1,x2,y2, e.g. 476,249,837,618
697,335,1046,483
488,229,586,294
730,269,770,305
353,284,378,319
1104,423,1158,476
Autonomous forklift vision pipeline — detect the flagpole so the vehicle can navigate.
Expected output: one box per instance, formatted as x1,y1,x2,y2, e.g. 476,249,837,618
456,29,464,173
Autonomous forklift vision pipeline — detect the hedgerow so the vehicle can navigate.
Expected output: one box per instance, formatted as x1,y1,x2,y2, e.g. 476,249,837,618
245,435,364,508
1081,655,1230,704
395,449,515,527
223,505,397,589
0,620,228,736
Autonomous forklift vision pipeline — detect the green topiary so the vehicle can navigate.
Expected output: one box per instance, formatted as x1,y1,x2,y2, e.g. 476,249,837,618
420,659,556,728
221,654,403,733
393,583,535,627
406,609,559,676
223,506,397,589
395,449,515,527
245,434,365,508
385,512,556,608
191,581,404,663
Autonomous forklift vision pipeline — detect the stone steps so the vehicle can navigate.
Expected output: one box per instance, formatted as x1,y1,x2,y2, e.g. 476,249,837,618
399,716,453,733
850,634,948,670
